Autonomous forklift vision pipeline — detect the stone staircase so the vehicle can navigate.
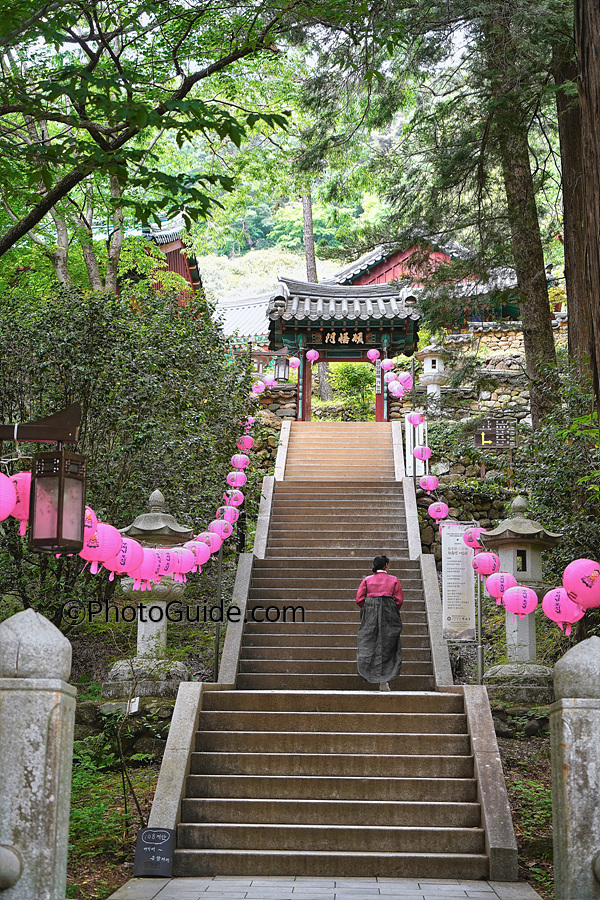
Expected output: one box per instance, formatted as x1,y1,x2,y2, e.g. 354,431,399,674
169,422,514,880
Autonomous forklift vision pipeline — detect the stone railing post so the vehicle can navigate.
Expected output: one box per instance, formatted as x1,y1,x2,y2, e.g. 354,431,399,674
0,609,76,900
551,635,600,900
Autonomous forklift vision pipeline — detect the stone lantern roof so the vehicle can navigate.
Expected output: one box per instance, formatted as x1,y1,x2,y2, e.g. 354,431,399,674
484,496,562,549
415,343,445,362
120,490,193,547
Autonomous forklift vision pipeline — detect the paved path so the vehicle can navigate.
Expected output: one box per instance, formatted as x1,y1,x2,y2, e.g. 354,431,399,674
108,876,543,900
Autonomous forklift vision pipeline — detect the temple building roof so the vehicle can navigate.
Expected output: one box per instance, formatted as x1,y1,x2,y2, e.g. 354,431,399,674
267,277,422,356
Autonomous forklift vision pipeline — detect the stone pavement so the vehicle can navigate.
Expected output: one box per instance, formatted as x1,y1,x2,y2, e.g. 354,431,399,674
107,876,543,900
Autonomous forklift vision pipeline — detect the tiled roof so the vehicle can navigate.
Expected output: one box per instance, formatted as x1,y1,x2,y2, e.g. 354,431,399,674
268,277,422,324
330,236,473,285
215,293,271,341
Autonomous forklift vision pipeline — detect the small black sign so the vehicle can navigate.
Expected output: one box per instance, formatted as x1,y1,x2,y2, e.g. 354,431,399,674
133,827,176,878
474,418,517,449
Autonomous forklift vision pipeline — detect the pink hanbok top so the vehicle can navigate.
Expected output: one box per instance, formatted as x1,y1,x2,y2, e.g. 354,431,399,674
356,571,404,609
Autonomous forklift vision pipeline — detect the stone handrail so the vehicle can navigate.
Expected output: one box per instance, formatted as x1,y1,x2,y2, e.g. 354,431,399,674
463,685,519,882
253,475,274,560
218,553,253,686
274,418,291,481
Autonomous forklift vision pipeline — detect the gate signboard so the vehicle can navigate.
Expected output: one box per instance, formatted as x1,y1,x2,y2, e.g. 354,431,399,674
441,520,476,641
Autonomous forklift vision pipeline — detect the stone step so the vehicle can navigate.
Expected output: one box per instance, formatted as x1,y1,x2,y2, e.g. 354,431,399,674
266,548,412,557
190,750,472,779
235,674,435,691
172,849,489,879
176,823,485,854
243,613,426,630
246,592,423,603
201,690,464,713
242,621,427,635
194,730,468,756
237,660,434,677
242,633,429,648
184,774,478,802
180,797,481,828
197,711,461,734
240,646,431,661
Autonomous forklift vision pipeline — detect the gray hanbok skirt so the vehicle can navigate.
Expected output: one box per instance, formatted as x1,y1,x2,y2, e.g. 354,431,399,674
357,595,403,684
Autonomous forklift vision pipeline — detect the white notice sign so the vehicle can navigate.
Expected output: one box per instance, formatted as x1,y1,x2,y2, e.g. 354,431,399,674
441,521,476,641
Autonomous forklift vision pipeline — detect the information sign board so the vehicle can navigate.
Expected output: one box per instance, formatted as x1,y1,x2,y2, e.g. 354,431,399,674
474,419,517,449
441,521,476,641
133,828,176,878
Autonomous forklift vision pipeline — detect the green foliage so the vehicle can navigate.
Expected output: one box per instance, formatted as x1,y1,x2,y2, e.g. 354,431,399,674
0,290,253,626
328,362,376,420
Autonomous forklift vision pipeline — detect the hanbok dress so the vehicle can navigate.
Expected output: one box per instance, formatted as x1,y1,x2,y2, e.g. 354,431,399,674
355,570,404,684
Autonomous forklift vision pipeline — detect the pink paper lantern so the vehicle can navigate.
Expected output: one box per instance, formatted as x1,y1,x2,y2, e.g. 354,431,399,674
0,473,17,521
288,357,301,369
216,505,239,524
172,547,195,582
186,540,211,567
413,445,431,461
84,506,98,539
79,522,123,575
472,552,501,576
428,501,449,523
231,453,250,470
209,519,233,540
262,375,277,388
197,531,223,554
542,587,585,636
252,382,266,394
398,373,413,390
384,371,397,384
463,527,485,550
419,475,439,493
10,471,31,535
155,548,179,578
387,379,401,393
223,489,244,507
103,538,144,582
486,571,518,605
128,548,160,591
237,435,254,451
306,349,319,363
381,359,395,372
563,558,600,609
366,348,380,363
226,471,247,488
503,585,538,619
407,412,425,426
183,541,204,572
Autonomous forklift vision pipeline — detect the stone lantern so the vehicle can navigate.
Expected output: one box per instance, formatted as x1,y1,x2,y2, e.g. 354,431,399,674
482,495,562,705
103,490,193,700
415,344,447,405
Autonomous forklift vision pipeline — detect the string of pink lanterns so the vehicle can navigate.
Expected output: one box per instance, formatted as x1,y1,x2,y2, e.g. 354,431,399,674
461,523,600,636
0,417,255,591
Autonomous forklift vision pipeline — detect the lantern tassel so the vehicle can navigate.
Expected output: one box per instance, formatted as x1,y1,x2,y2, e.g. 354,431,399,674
565,624,572,636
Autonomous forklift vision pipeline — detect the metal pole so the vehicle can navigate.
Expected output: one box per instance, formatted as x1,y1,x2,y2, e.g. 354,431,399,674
213,545,223,682
476,574,484,685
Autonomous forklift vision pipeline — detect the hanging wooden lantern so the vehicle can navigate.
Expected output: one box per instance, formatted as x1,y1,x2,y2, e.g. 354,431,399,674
28,449,87,553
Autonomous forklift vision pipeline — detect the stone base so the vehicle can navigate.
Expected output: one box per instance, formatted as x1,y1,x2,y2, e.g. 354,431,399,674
483,662,554,706
102,657,189,700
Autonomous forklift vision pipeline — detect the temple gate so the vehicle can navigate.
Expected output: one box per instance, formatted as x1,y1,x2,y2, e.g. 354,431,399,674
267,278,422,422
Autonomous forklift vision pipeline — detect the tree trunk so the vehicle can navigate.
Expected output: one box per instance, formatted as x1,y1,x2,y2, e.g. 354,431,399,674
484,9,559,428
104,175,124,295
81,241,103,292
49,213,73,288
301,192,333,400
574,0,600,409
302,193,318,283
496,118,559,427
554,47,591,373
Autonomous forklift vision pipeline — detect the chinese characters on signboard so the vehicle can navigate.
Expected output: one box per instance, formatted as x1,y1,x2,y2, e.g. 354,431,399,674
474,419,517,449
311,330,378,346
324,330,364,344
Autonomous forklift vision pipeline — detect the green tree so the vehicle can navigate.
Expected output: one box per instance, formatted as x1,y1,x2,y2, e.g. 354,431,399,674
329,362,376,420
0,290,253,627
